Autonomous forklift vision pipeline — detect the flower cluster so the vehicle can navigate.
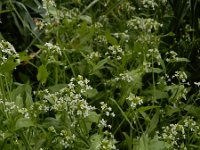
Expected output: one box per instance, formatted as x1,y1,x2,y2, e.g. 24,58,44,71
58,129,76,148
44,43,61,55
63,8,80,22
18,108,30,119
100,102,115,117
127,17,162,33
98,131,117,150
105,45,124,60
126,93,143,109
0,40,20,65
157,117,200,149
88,51,102,60
136,34,160,46
146,48,162,64
95,35,108,45
98,102,115,129
194,82,200,87
0,98,32,119
141,0,158,10
114,72,134,83
48,126,76,149
42,0,56,9
165,51,179,62
113,31,129,43
70,75,93,93
157,74,169,86
4,101,18,114
99,15,109,24
118,2,135,15
183,117,199,132
98,118,110,129
94,22,104,29
172,71,188,83
35,76,95,119
158,124,185,149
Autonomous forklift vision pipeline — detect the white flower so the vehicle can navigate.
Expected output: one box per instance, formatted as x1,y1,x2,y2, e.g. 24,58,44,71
194,82,200,87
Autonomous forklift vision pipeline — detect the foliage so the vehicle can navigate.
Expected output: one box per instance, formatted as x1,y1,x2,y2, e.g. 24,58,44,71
0,0,200,149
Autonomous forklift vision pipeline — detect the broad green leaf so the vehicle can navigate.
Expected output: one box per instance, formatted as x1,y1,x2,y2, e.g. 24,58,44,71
37,65,49,84
87,111,100,123
184,105,200,118
149,136,166,150
142,89,169,100
89,134,102,150
25,93,33,107
82,88,98,98
138,134,149,150
138,134,166,150
0,59,18,73
11,83,33,108
15,118,34,130
80,111,100,135
48,84,68,93
16,94,23,108
42,117,61,129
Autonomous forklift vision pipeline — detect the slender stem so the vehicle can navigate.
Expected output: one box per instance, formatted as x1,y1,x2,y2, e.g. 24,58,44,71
152,54,156,101
20,131,32,150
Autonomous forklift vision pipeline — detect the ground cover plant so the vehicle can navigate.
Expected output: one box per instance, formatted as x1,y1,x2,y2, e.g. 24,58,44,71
0,0,200,149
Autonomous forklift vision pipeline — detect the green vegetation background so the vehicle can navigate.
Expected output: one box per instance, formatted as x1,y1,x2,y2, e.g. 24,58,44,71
0,0,200,149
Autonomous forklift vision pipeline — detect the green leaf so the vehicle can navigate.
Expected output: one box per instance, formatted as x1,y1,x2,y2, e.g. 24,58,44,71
37,65,49,84
79,111,100,135
184,105,200,118
48,84,68,93
175,57,190,62
105,31,118,45
42,117,62,129
0,10,12,14
168,32,175,36
166,106,180,116
25,93,33,107
142,89,169,100
146,110,159,134
79,15,92,24
137,106,160,112
89,134,102,150
11,83,33,108
0,59,18,73
15,118,34,130
146,68,163,74
149,136,166,150
92,58,109,73
16,94,23,108
138,134,166,150
123,132,133,150
82,88,98,98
